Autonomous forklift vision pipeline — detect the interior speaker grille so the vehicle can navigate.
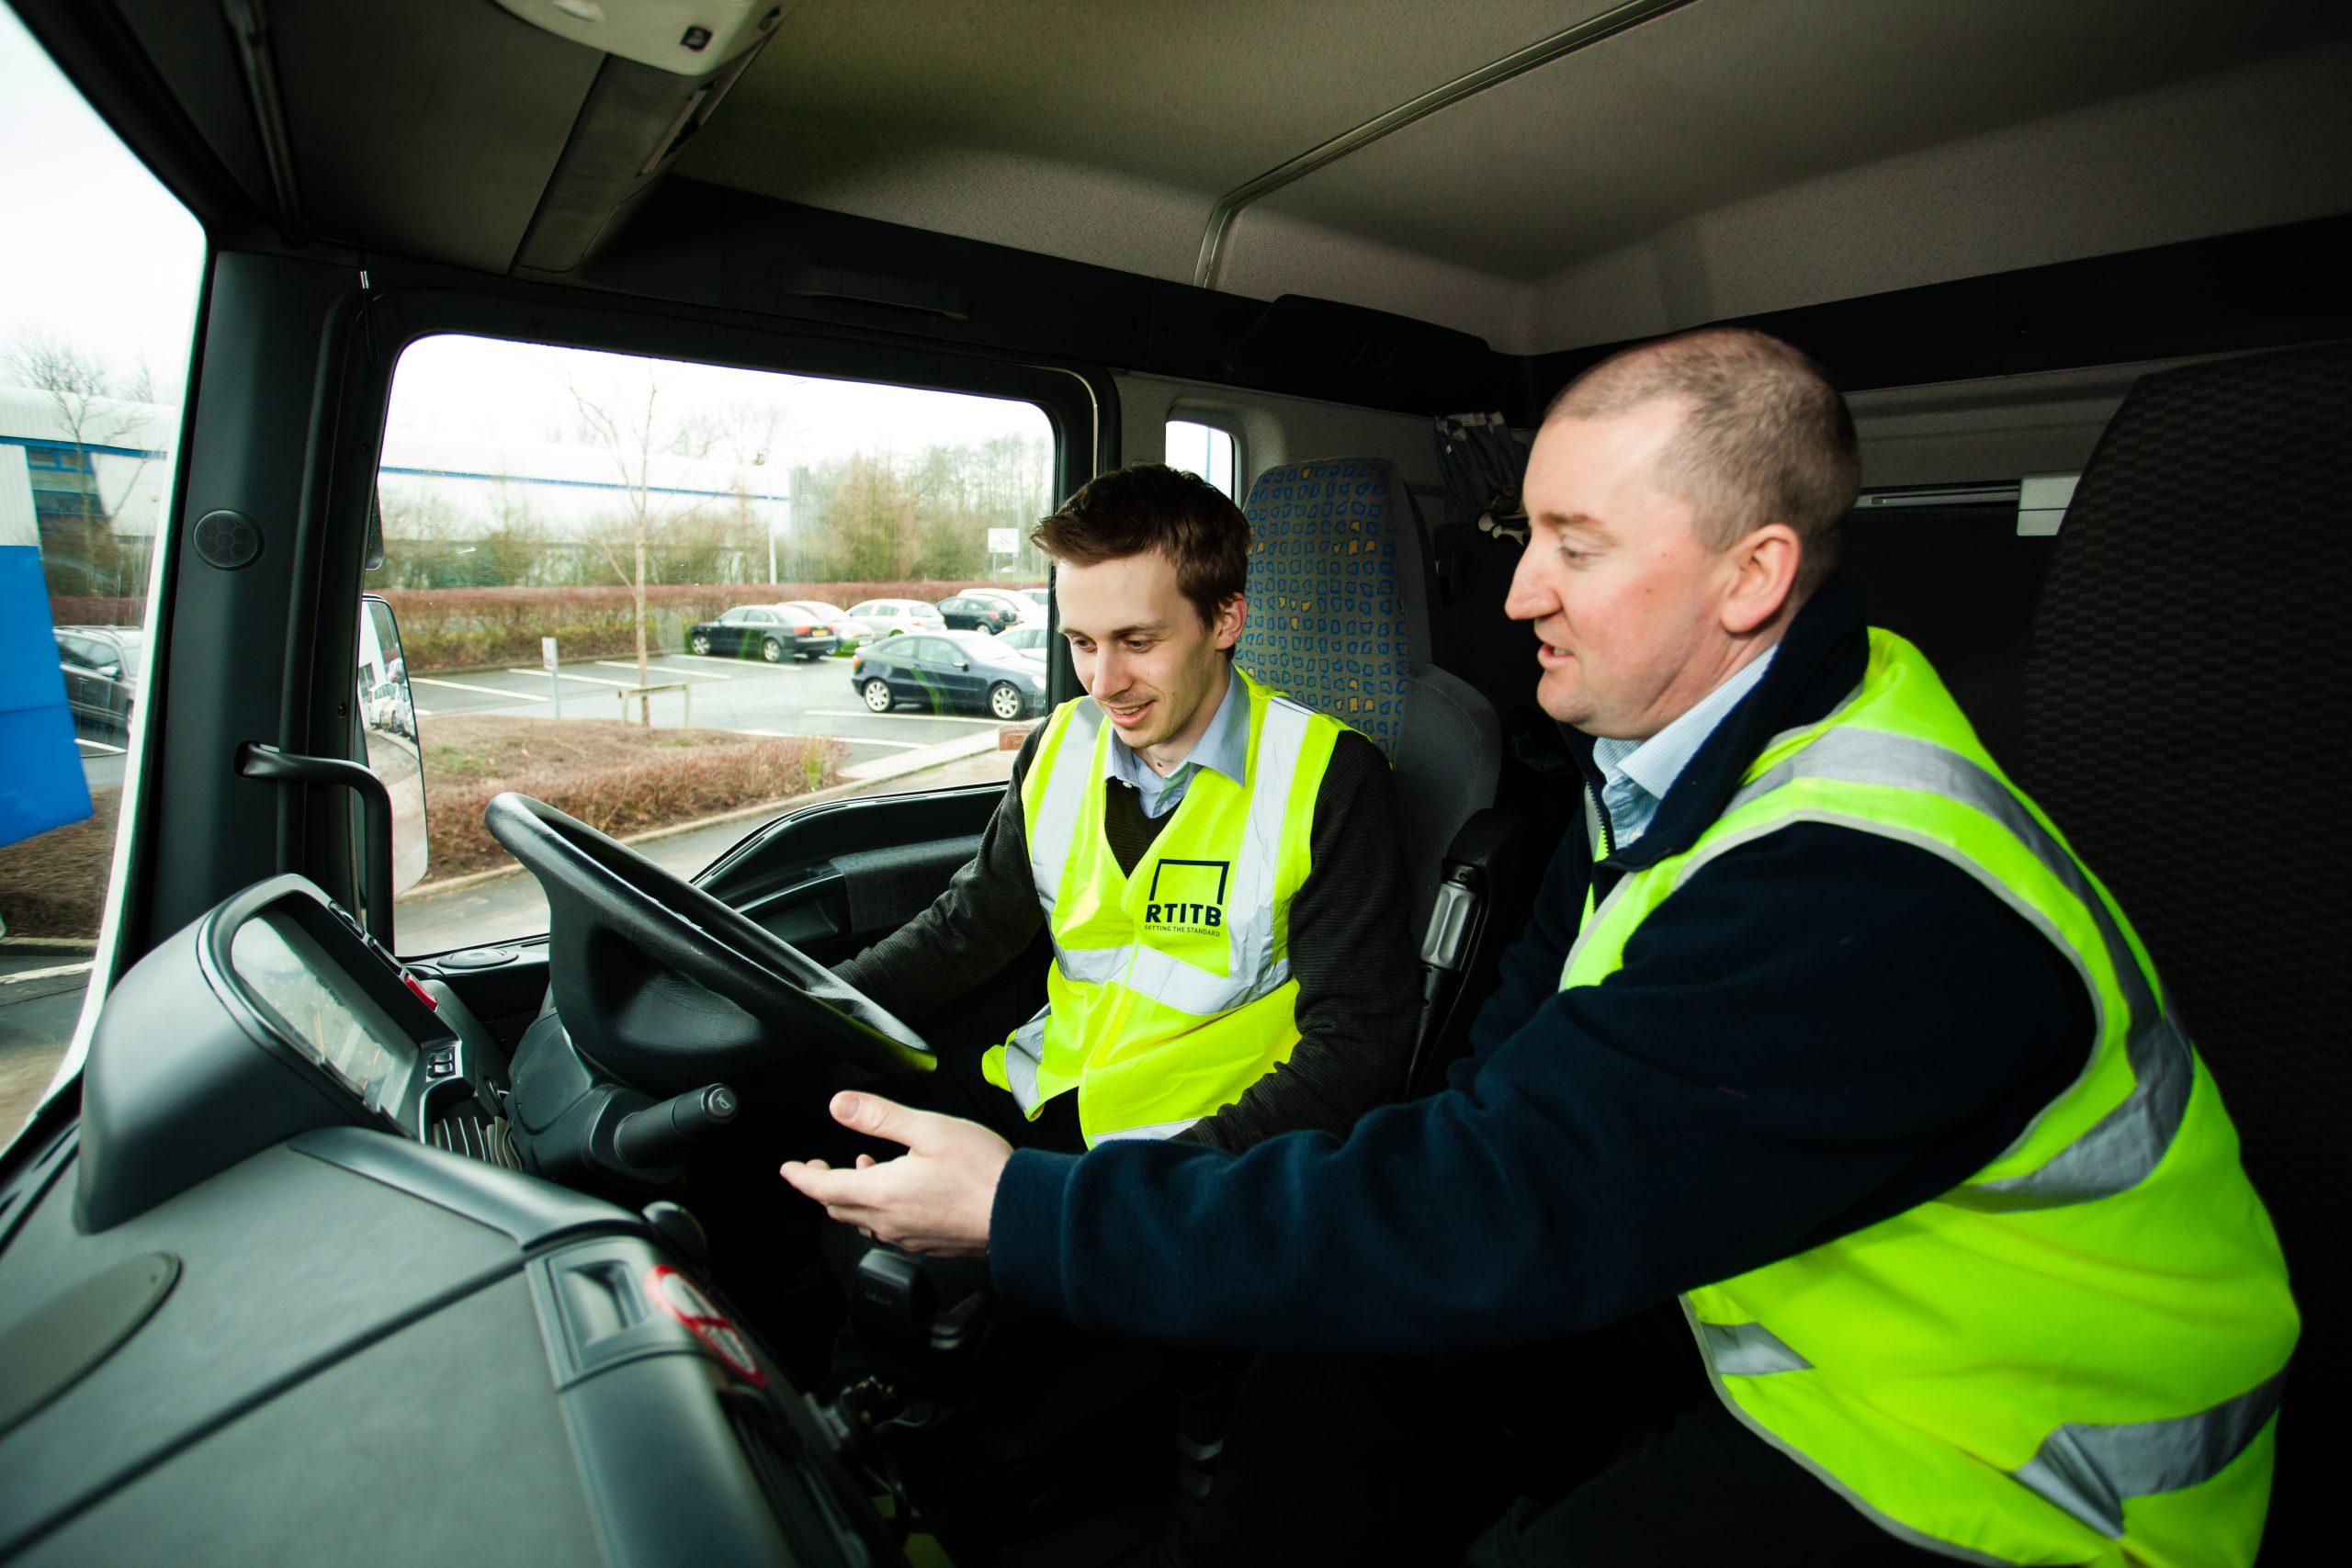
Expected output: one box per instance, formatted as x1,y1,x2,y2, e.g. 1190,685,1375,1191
192,510,261,570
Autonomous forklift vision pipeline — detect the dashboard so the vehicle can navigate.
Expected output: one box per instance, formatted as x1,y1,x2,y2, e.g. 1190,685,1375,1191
0,875,898,1566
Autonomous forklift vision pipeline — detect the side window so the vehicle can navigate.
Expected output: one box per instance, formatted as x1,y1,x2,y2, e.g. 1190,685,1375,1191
1167,418,1239,500
373,335,1057,955
0,7,206,1144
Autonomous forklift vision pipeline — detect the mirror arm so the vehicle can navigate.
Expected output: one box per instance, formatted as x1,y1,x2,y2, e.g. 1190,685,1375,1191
236,741,396,945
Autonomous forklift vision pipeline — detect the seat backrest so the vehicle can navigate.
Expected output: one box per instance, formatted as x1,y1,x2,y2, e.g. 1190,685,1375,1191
2017,342,2350,1550
1238,457,1501,938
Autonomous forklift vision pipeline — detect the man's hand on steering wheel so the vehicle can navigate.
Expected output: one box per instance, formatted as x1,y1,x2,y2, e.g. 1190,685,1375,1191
781,1093,1012,1257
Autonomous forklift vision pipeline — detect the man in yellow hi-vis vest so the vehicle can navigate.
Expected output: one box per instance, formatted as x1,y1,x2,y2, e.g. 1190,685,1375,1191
829,463,1419,1156
789,333,2298,1566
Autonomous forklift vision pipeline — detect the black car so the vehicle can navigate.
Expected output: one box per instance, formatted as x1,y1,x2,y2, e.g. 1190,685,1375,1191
851,629,1046,720
53,626,143,739
684,604,835,661
933,593,1018,635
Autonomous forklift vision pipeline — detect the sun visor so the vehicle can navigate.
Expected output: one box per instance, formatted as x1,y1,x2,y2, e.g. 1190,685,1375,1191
513,36,772,274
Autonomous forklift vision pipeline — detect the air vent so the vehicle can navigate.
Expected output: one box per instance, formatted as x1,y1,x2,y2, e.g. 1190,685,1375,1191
723,1392,873,1562
428,1112,522,1169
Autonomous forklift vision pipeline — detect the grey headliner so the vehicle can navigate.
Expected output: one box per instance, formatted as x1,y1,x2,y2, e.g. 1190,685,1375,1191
680,0,2352,352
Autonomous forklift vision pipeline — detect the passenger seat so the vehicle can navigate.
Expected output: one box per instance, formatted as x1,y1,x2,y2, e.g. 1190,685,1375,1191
1238,457,1523,1095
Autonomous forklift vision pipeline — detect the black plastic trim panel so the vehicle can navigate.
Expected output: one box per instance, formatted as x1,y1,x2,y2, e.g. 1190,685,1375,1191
290,1125,647,1248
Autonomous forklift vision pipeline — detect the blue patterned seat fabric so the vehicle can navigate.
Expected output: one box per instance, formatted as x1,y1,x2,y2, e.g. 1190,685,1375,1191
1238,458,1414,760
1239,457,1501,939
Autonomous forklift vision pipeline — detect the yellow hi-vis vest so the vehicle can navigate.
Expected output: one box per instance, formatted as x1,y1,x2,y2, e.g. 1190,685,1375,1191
1563,629,2298,1566
980,668,1340,1146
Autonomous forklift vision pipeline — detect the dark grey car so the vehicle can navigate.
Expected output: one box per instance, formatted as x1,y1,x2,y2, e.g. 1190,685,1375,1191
850,628,1046,719
53,626,142,739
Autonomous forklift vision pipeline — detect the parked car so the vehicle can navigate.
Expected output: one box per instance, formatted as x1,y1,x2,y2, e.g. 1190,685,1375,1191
964,587,1040,626
852,629,1046,720
1015,587,1051,617
934,592,1020,634
684,604,833,661
778,600,869,654
998,623,1051,663
843,598,948,637
52,626,143,739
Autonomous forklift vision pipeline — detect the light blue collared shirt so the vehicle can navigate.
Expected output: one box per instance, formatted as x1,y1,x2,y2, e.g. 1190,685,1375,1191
1589,646,1778,852
1102,664,1250,819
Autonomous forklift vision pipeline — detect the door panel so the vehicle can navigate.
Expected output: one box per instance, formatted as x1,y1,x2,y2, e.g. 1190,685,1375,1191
698,784,1000,965
697,786,1053,1048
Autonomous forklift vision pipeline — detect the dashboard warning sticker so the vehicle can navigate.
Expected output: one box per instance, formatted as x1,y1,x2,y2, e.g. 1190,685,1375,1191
643,1264,766,1387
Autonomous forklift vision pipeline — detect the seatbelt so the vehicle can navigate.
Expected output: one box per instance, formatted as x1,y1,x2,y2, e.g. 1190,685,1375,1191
1403,868,1482,1098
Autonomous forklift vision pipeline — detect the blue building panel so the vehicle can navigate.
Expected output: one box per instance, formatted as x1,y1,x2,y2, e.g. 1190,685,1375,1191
0,540,95,849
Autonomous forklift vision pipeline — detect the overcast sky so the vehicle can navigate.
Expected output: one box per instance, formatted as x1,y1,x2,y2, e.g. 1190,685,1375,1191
386,336,1054,468
1,5,1053,468
0,5,206,397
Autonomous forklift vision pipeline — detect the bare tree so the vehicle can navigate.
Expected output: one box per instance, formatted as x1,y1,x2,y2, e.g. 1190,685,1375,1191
685,398,794,585
4,333,157,596
568,367,716,704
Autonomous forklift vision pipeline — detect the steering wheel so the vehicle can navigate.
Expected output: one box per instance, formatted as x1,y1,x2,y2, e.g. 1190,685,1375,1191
484,792,935,1095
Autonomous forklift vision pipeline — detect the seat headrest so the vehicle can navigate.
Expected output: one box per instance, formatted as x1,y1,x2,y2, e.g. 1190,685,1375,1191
1238,458,1421,758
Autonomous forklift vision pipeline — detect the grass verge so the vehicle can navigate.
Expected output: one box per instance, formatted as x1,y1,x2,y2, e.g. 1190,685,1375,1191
417,716,845,881
0,718,847,937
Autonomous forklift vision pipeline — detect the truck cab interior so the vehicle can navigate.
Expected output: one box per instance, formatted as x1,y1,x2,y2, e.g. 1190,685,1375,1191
1,2,2346,1563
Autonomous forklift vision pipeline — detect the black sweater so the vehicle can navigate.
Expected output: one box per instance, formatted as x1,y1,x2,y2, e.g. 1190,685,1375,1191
834,714,1420,1154
989,580,2090,1349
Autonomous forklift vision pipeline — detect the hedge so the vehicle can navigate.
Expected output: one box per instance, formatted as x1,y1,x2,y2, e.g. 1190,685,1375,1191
50,581,1046,673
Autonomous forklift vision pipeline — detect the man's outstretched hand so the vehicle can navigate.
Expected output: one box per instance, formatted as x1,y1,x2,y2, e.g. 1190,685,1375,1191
779,1093,1013,1258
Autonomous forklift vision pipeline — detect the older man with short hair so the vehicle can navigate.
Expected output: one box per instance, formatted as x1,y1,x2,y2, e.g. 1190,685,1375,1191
786,330,2297,1567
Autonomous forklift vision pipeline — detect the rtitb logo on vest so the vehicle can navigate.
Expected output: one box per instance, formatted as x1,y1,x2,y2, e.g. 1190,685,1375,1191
1145,859,1230,931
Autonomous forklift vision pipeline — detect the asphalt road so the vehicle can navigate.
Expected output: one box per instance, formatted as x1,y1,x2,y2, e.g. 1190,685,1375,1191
408,649,1014,766
75,734,127,794
1,951,90,1146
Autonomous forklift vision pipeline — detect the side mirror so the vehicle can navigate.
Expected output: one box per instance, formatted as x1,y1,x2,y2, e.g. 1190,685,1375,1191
363,488,386,573
356,593,429,897
97,661,122,681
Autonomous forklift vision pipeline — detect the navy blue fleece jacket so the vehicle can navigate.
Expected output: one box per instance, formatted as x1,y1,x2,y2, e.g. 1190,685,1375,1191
988,581,2089,1351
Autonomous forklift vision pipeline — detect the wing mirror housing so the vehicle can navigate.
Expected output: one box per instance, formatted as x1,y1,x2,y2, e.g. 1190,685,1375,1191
356,593,429,898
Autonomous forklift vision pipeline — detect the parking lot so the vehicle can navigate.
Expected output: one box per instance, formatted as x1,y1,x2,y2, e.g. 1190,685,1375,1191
408,647,1012,763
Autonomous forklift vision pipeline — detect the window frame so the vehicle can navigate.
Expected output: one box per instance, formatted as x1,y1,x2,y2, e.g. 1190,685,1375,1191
1164,408,1245,501
315,284,1114,949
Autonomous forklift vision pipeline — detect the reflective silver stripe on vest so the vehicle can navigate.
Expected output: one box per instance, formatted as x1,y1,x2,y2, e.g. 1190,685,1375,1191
1090,1115,1203,1144
1710,728,2191,1210
1697,1318,1814,1376
1027,698,1107,910
999,1004,1049,1111
2011,1370,2286,1540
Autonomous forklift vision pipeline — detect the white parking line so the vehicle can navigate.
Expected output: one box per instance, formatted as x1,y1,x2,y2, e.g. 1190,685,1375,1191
511,669,636,688
2,960,92,986
668,653,813,671
805,709,1001,725
731,728,925,750
74,738,126,755
413,676,548,702
595,660,729,680
412,706,435,717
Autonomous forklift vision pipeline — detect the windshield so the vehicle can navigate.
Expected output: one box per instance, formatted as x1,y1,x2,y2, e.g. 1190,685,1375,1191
0,5,205,1146
371,334,1057,955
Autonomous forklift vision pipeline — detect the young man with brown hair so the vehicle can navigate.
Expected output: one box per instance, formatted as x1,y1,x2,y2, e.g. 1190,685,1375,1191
831,462,1418,1156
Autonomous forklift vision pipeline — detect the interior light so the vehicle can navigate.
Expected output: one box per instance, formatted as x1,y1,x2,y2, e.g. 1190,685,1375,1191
552,0,602,21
